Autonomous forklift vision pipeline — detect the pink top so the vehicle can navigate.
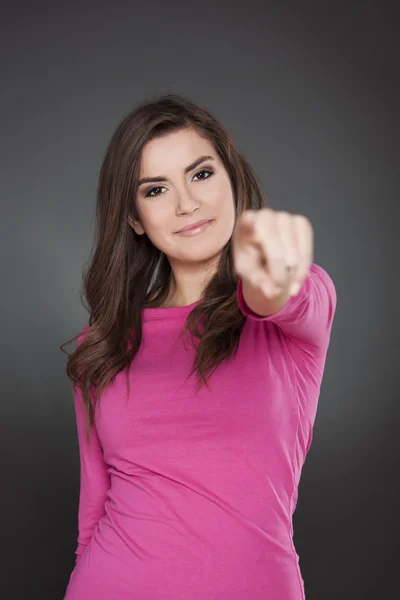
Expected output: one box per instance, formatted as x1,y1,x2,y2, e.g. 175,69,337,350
64,262,336,600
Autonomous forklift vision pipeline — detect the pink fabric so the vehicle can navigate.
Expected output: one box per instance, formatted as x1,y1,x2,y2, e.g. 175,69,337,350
64,262,336,599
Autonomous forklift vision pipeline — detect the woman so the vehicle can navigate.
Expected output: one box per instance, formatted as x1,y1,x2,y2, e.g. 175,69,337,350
62,93,337,599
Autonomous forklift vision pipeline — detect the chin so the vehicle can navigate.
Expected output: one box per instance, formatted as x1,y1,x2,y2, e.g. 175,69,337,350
176,241,227,263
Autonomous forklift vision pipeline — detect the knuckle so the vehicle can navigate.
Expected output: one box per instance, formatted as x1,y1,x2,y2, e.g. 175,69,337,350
277,211,291,220
293,214,311,228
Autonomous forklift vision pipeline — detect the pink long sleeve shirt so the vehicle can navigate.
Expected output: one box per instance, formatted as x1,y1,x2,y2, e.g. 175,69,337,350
64,262,336,599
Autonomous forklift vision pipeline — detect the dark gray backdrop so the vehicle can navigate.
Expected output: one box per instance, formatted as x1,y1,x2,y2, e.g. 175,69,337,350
1,1,398,599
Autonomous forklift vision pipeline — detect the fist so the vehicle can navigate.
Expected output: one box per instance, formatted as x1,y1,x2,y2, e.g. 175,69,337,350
232,208,314,298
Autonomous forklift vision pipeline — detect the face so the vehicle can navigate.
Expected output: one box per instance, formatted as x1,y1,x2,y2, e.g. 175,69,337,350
128,128,236,268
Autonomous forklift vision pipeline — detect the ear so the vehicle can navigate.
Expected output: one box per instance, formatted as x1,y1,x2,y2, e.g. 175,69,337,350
128,215,145,235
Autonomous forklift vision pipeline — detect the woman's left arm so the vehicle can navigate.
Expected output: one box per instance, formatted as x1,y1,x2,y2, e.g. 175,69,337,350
233,208,337,355
237,263,337,356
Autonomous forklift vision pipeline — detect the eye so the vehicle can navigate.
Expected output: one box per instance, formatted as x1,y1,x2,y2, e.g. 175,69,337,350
144,168,213,197
145,185,166,198
193,168,213,181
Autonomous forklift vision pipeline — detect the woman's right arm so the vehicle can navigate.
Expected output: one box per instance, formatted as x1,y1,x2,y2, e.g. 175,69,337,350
72,333,110,566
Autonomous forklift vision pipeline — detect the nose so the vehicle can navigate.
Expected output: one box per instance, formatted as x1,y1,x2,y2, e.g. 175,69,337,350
175,189,200,215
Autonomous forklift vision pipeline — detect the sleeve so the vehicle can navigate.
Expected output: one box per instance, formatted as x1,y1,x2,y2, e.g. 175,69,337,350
72,329,111,566
236,262,337,357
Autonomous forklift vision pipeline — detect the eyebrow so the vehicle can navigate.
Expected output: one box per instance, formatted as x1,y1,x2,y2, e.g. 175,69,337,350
138,155,215,186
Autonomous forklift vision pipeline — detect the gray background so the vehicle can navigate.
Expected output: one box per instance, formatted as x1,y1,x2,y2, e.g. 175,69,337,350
1,1,398,599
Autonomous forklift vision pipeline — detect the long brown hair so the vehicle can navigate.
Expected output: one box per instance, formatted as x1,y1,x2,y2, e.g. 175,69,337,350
60,93,267,443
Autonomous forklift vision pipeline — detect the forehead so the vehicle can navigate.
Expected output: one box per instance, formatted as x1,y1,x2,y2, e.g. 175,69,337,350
140,128,216,174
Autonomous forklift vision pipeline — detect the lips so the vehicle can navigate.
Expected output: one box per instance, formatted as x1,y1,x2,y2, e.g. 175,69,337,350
175,219,213,233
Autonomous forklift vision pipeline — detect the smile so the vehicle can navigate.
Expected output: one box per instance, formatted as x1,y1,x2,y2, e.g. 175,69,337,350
174,219,215,237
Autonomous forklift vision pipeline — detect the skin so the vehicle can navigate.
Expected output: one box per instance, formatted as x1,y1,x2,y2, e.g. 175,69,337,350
128,127,236,307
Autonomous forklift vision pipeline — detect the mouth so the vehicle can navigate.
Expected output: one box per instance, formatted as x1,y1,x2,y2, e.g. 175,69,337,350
175,219,214,235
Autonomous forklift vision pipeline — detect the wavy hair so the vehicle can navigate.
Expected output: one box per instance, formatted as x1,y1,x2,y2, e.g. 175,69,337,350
60,93,267,443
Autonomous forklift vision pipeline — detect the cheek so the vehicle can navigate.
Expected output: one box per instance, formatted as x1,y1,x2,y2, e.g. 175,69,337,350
217,180,236,219
208,176,234,210
209,180,236,240
138,203,169,232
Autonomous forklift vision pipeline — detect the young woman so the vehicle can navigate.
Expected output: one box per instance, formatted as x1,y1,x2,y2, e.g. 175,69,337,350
62,93,337,599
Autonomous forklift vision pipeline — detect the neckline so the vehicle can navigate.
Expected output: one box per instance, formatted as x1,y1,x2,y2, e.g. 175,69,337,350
142,299,202,321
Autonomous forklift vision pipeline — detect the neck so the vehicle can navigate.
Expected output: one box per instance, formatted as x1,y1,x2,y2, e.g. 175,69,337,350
164,255,219,307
